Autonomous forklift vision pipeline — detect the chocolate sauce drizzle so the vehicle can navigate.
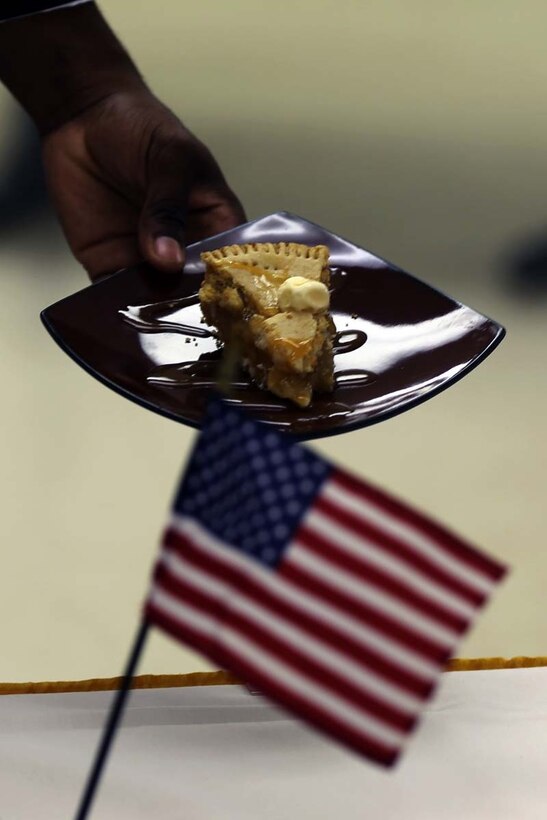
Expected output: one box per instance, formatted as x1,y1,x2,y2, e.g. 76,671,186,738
119,279,376,397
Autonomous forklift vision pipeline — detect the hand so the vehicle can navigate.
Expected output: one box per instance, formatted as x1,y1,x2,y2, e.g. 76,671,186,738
0,2,246,281
42,89,246,280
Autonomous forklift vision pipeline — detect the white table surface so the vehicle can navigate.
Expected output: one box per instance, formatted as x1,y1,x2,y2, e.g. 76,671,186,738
2,667,546,819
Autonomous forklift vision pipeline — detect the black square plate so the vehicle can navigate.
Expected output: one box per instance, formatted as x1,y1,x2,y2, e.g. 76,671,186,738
41,212,505,440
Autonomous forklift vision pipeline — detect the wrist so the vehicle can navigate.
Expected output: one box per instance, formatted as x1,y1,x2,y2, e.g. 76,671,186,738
0,2,146,135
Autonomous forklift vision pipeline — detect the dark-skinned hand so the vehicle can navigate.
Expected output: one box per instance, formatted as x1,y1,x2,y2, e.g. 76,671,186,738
42,90,246,280
0,2,246,280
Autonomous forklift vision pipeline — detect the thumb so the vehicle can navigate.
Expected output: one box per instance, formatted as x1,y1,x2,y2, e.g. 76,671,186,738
139,163,191,273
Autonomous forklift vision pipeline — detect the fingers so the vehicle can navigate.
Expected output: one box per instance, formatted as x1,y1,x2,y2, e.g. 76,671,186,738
83,233,142,281
139,193,188,272
68,192,143,280
140,135,247,272
41,127,145,281
138,136,194,272
185,188,247,245
83,175,246,280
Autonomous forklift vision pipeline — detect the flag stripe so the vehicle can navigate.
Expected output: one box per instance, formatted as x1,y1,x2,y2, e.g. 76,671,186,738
298,520,471,630
167,518,441,685
146,599,399,766
280,559,450,663
160,536,427,708
147,587,405,757
314,491,487,606
288,543,459,647
155,565,416,731
164,529,433,698
170,517,450,666
330,472,505,583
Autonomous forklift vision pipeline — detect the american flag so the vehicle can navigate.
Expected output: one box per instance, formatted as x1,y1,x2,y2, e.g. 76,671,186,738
145,400,506,766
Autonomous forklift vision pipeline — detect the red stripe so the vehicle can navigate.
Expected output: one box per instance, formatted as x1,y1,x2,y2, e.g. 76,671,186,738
279,560,451,664
164,524,450,662
145,600,399,766
162,528,433,697
155,568,416,732
314,494,486,606
296,525,469,633
331,470,506,582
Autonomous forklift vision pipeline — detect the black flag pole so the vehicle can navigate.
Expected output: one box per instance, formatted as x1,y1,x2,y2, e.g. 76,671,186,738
74,343,240,818
74,620,150,820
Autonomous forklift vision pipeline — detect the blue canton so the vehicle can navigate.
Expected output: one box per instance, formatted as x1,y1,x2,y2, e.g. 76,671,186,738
174,400,331,568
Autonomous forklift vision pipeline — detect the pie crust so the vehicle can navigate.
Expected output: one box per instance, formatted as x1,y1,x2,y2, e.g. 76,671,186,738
199,242,335,407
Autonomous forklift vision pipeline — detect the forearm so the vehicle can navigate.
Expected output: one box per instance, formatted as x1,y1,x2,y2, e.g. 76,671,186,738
0,1,146,135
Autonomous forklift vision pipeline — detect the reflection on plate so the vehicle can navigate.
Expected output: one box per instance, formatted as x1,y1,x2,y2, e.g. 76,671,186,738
41,212,505,440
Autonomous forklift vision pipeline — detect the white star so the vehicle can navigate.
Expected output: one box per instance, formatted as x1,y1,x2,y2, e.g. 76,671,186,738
280,483,295,498
246,438,261,454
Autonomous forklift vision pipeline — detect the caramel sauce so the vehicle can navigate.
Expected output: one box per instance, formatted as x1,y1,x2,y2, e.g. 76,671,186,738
270,336,314,364
219,259,286,287
267,370,311,408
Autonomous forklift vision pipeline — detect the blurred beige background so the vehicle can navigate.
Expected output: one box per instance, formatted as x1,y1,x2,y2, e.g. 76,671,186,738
0,0,545,682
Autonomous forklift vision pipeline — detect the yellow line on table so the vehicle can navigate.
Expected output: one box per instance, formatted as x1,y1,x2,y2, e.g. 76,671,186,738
1,657,546,695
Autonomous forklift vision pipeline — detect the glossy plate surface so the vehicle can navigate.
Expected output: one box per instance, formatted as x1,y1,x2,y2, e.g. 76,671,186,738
41,212,505,439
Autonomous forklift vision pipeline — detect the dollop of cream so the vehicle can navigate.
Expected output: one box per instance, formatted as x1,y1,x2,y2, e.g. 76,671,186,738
278,276,329,313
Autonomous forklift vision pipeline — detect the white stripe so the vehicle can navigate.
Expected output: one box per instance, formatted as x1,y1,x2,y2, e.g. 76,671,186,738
289,543,458,647
150,585,404,750
160,549,422,715
306,508,477,620
170,515,440,679
325,480,494,594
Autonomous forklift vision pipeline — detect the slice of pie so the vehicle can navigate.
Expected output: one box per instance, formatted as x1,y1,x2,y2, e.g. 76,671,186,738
199,242,335,407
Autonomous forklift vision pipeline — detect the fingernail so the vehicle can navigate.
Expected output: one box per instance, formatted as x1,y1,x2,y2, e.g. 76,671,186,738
154,236,184,266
